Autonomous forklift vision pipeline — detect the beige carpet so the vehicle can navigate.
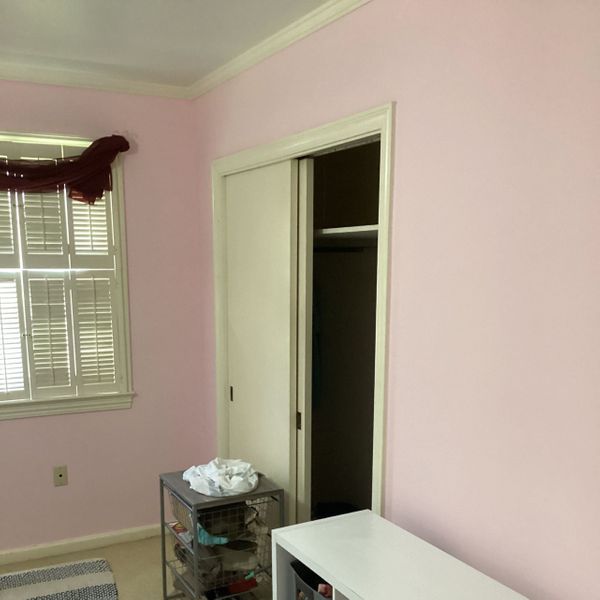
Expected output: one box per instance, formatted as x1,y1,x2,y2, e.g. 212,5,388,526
0,537,164,600
0,537,273,600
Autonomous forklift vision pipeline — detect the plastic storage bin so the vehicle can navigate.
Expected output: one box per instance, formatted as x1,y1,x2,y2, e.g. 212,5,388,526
291,560,330,600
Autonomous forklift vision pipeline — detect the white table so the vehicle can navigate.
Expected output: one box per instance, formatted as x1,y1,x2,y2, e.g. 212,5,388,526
272,510,528,600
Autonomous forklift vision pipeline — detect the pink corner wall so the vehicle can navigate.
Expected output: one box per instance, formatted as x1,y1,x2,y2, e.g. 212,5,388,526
0,2,598,599
192,1,600,599
0,82,216,550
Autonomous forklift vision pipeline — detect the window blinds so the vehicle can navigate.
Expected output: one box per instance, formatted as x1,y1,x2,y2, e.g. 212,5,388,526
70,194,114,268
21,190,69,268
0,276,26,397
74,275,118,388
0,192,16,261
25,274,74,396
0,138,127,406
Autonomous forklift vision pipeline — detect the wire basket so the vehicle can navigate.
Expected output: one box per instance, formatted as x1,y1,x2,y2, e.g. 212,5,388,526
168,493,277,597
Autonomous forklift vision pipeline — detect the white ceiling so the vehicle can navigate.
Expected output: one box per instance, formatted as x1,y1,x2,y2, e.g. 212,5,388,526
0,0,358,96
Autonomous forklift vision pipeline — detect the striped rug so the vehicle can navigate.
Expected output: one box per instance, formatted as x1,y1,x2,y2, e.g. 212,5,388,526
0,559,118,600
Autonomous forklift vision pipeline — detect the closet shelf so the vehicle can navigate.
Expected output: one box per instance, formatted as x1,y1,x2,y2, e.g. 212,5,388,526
315,225,378,240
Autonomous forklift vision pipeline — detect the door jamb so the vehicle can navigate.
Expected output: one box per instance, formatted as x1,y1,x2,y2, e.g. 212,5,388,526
212,102,394,516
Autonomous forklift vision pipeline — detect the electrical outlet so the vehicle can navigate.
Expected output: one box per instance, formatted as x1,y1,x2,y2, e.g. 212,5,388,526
53,465,68,487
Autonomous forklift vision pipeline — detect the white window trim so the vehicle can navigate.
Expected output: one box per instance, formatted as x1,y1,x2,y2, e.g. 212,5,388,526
0,392,133,420
0,133,135,420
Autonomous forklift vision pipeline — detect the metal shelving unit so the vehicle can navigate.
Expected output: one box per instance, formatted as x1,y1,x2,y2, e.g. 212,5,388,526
160,471,284,600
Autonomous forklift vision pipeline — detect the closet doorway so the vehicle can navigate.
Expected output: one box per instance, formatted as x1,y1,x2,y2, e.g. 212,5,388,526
301,141,380,522
212,105,393,524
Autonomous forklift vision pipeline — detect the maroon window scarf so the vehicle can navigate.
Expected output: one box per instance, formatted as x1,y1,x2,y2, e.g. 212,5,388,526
0,135,130,204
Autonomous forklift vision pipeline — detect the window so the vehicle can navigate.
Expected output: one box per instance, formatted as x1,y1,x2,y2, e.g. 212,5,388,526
0,133,133,419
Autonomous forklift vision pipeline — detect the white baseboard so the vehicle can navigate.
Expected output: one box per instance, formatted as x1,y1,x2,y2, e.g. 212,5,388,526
0,524,160,567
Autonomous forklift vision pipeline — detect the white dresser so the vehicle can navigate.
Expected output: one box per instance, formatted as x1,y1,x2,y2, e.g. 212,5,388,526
272,510,528,600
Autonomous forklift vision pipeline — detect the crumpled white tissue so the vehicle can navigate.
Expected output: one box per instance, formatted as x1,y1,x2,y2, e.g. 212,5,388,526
183,457,259,497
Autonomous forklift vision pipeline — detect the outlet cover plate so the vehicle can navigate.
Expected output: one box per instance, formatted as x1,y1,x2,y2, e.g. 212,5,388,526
53,465,68,486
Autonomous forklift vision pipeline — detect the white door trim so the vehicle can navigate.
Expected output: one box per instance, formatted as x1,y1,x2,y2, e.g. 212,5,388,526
212,102,394,515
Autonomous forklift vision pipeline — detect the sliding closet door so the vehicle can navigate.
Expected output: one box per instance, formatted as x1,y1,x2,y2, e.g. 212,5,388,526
296,158,313,523
224,160,298,521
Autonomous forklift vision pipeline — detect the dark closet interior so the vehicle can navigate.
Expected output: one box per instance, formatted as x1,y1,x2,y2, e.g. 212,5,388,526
310,140,380,520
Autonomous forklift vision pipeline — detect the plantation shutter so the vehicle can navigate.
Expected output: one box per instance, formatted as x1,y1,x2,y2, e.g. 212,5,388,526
23,273,76,398
18,189,70,268
68,191,115,269
0,275,28,400
72,274,120,394
0,190,18,268
5,142,69,269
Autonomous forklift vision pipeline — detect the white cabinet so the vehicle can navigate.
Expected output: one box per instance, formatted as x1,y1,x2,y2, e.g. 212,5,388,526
272,510,528,600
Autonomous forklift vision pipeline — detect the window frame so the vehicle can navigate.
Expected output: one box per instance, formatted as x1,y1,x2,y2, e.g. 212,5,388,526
0,132,134,420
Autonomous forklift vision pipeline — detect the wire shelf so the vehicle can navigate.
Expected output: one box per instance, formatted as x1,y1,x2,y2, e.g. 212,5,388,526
167,493,278,598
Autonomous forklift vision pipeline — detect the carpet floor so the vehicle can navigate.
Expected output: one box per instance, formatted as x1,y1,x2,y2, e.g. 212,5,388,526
0,537,164,600
0,538,273,600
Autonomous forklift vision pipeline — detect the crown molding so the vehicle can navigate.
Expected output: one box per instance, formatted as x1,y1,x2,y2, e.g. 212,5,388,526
0,60,190,99
0,0,371,100
187,0,371,98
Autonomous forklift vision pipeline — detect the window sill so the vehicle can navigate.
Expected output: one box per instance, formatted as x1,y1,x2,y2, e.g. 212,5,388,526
0,392,135,421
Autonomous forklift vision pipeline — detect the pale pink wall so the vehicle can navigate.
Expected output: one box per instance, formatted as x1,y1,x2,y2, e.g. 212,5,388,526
0,2,598,598
0,82,216,550
193,1,600,599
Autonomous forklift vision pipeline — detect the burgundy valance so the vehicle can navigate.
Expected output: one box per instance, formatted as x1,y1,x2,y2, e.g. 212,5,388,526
0,135,130,204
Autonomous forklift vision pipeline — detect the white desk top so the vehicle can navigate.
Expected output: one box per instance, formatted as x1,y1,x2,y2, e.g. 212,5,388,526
273,511,528,600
